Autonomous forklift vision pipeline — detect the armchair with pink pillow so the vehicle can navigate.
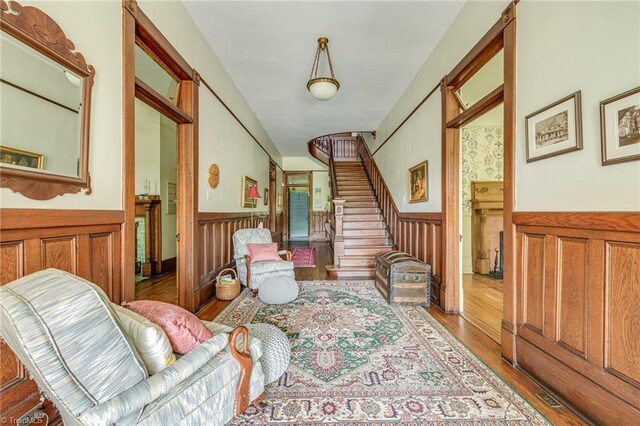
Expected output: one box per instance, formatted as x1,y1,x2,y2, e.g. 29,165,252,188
232,228,294,295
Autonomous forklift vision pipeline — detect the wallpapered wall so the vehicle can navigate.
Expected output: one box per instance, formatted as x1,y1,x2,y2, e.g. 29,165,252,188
462,126,504,211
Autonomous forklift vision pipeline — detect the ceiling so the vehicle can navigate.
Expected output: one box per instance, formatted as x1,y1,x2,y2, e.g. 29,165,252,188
183,1,465,156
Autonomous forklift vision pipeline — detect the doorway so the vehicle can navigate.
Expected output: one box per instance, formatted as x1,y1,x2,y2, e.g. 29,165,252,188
134,99,178,304
441,2,516,360
289,190,309,239
457,51,505,343
283,171,312,241
460,108,504,343
123,4,199,311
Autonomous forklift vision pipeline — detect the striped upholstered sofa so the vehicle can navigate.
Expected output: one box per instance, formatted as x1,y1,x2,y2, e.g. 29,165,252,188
0,269,265,426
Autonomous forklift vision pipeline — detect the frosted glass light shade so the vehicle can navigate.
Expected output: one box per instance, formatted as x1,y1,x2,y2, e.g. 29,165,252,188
307,78,339,101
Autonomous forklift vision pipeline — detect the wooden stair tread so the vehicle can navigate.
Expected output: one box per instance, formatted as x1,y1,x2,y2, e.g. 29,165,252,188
330,157,393,279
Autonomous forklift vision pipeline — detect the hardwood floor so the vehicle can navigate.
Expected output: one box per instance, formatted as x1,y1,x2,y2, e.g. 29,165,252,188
429,308,588,425
197,240,332,319
196,240,587,424
462,273,503,343
282,240,331,281
135,271,177,304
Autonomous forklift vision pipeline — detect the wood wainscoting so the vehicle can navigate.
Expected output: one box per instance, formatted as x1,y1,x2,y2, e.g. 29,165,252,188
196,212,271,310
310,211,328,241
513,212,640,423
358,138,444,308
394,213,444,308
0,208,124,426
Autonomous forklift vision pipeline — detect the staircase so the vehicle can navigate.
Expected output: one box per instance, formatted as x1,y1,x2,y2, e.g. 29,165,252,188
326,160,393,279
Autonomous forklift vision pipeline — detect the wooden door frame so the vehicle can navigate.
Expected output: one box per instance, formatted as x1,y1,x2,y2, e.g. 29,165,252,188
268,160,277,231
282,171,313,241
122,0,199,312
441,2,517,362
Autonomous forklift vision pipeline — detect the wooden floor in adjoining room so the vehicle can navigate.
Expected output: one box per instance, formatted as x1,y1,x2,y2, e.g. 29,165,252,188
196,240,587,425
136,272,177,304
462,273,503,343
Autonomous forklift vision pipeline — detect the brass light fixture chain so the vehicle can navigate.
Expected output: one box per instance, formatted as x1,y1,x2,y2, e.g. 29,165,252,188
309,44,321,80
325,43,335,80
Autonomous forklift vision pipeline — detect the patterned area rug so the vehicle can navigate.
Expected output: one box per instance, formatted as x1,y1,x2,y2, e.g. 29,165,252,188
290,247,316,267
217,281,549,425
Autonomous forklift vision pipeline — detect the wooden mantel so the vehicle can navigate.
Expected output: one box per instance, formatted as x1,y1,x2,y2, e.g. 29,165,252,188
471,181,503,274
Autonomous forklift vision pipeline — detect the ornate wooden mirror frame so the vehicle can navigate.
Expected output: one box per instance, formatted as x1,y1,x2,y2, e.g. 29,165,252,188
0,0,94,199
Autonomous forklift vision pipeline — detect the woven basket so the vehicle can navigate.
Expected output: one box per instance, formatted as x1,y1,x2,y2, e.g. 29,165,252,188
215,268,241,300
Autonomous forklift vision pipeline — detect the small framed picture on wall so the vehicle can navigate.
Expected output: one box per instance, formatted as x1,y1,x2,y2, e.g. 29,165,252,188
525,91,582,162
600,86,640,165
408,160,428,203
241,175,258,208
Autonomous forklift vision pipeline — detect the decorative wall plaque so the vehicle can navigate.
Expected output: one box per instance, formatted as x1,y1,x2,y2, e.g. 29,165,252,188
208,163,219,188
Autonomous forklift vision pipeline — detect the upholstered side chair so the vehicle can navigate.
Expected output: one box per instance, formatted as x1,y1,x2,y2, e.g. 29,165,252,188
0,269,265,426
232,228,294,295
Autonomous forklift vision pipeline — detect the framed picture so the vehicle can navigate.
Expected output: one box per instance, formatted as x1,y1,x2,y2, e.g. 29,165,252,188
0,146,44,169
408,160,428,203
525,91,582,162
263,188,269,205
600,86,640,165
241,175,258,208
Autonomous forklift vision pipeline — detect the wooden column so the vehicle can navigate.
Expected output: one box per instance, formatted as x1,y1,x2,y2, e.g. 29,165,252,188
333,198,346,266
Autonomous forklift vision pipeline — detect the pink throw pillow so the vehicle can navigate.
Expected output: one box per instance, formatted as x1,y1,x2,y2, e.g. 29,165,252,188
122,300,213,354
247,243,281,263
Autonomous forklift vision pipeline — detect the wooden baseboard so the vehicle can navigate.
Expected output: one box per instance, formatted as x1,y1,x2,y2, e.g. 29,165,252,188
197,260,236,304
161,256,176,272
517,337,640,423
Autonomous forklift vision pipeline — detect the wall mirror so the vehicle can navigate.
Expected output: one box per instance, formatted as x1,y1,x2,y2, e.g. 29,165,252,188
0,0,95,199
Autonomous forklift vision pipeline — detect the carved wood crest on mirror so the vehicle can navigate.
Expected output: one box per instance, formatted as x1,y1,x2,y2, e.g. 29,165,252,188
1,0,95,199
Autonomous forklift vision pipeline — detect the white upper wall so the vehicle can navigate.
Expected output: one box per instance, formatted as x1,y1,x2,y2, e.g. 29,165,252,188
138,0,282,168
516,1,640,211
283,157,327,171
139,0,283,213
373,0,640,213
1,0,283,213
372,1,508,212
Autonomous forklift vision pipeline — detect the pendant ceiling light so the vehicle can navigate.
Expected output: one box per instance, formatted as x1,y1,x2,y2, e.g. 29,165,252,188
307,36,340,101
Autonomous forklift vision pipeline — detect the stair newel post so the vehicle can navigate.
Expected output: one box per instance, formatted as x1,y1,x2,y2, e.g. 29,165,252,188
333,198,346,266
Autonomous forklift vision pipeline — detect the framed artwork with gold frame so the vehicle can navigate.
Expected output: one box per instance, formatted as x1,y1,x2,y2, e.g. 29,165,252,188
241,175,258,208
0,146,44,170
408,160,428,203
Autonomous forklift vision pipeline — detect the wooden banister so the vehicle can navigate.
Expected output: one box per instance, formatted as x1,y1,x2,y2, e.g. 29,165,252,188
307,135,330,165
329,141,338,202
357,134,400,248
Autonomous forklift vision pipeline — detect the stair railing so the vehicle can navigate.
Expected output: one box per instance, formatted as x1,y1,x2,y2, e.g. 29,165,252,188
356,134,399,248
307,135,331,165
308,132,367,267
328,139,346,265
